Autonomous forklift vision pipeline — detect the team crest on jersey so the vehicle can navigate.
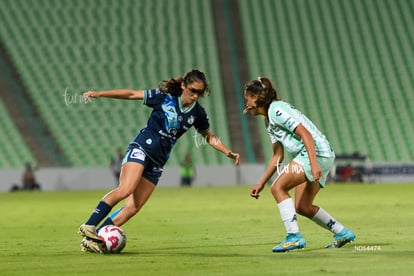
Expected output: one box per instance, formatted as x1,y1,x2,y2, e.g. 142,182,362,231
169,128,178,136
187,115,195,125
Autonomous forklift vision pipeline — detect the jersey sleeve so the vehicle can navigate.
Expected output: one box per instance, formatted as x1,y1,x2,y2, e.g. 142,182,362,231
267,129,278,144
143,89,166,107
268,102,300,133
193,104,210,132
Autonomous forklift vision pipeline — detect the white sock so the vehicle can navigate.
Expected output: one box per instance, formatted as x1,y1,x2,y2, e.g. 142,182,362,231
277,198,299,233
311,207,344,234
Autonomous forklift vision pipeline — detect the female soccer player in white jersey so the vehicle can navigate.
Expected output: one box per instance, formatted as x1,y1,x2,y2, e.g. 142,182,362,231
243,77,355,252
78,69,240,253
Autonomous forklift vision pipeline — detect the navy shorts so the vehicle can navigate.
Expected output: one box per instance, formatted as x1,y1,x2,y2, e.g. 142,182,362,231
122,146,164,185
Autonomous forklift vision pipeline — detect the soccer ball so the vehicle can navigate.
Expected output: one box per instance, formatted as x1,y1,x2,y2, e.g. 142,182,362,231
98,225,127,253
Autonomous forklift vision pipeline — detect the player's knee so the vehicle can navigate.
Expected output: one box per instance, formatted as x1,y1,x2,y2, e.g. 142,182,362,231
270,183,289,199
124,200,146,217
123,205,139,218
270,184,278,198
114,187,134,200
295,205,306,216
295,203,313,218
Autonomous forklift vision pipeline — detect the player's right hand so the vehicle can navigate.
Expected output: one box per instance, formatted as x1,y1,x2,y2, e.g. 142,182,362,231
83,91,96,101
250,183,264,199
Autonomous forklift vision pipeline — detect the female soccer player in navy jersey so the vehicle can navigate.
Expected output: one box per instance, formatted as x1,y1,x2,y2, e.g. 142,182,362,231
243,77,355,252
78,69,240,253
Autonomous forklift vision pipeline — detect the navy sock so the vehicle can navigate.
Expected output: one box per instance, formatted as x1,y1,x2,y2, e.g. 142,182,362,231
97,206,124,231
85,200,112,226
97,217,114,231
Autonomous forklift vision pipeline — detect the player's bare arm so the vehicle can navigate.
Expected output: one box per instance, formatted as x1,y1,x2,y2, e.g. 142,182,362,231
294,124,322,181
83,89,145,100
200,130,240,166
250,142,284,199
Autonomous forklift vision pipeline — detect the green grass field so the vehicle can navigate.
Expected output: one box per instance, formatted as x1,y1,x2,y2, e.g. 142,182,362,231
1,183,413,275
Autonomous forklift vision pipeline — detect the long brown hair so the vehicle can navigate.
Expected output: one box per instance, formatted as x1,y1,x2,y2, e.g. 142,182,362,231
158,69,210,96
243,77,280,113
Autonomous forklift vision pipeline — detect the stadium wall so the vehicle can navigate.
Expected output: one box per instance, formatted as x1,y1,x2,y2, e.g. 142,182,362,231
0,164,266,193
2,163,414,193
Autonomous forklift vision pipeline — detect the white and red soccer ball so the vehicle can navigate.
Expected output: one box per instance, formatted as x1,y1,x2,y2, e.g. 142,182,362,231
98,225,127,253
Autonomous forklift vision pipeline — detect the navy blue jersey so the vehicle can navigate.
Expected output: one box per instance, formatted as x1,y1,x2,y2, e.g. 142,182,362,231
129,89,210,166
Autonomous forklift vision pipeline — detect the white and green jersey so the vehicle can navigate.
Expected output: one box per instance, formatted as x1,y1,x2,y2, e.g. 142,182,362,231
266,101,334,158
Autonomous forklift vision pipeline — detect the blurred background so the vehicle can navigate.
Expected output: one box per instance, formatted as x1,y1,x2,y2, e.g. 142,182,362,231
1,0,413,190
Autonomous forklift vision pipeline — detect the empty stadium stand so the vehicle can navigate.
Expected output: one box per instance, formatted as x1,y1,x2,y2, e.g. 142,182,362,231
238,0,414,163
0,0,232,167
0,0,413,169
0,99,36,168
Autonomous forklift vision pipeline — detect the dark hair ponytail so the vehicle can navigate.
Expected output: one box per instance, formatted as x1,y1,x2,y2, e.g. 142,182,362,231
159,69,210,96
243,77,280,110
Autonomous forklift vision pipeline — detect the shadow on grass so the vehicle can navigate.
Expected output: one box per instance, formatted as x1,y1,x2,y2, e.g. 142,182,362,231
117,241,394,257
118,241,274,257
